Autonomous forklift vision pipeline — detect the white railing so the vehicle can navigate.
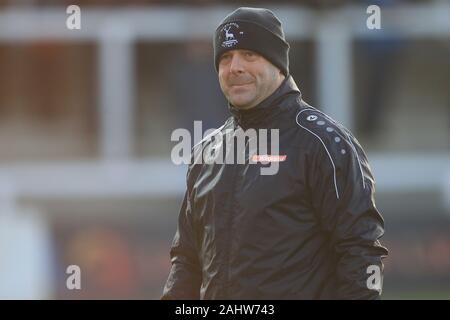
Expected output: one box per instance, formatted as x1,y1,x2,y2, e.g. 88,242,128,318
0,3,448,201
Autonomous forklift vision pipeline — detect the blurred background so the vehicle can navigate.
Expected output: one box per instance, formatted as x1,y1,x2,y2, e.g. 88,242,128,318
0,0,449,299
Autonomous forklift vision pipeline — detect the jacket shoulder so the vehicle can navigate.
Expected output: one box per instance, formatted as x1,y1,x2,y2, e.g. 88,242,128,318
295,106,372,200
187,117,234,181
295,106,355,160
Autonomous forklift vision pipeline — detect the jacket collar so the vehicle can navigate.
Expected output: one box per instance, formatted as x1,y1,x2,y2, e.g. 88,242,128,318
228,75,301,129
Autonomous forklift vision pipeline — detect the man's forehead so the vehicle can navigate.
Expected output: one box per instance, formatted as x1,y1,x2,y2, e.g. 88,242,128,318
220,49,258,57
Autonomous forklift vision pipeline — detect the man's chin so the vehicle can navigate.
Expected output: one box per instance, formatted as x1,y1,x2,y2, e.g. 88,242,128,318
230,100,254,109
229,95,257,109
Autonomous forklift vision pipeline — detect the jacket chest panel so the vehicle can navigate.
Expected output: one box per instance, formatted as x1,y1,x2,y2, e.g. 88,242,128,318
191,143,312,230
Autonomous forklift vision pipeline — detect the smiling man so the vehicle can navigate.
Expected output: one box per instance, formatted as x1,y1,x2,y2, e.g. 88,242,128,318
218,49,285,110
162,7,388,300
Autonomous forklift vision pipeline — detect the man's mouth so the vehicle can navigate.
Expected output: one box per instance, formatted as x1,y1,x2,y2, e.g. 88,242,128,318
230,82,252,87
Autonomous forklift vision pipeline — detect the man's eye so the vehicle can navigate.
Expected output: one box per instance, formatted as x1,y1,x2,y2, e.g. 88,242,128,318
245,51,255,57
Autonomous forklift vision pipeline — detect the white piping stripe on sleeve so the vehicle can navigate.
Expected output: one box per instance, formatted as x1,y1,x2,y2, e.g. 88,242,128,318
319,127,366,191
301,107,366,190
296,109,340,200
344,131,366,189
192,123,226,150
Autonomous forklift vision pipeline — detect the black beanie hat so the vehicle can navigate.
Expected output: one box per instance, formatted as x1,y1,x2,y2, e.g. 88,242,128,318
213,7,290,76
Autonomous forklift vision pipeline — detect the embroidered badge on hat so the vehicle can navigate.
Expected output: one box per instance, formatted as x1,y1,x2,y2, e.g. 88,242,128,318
220,23,240,48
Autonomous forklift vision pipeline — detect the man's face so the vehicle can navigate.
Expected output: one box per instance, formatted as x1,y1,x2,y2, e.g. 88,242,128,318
218,49,285,110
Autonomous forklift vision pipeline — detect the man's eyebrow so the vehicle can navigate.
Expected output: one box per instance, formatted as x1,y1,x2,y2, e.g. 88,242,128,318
221,51,236,58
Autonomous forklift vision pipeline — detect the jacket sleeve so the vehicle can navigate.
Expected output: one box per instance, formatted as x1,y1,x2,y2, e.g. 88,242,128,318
161,176,202,300
308,125,388,300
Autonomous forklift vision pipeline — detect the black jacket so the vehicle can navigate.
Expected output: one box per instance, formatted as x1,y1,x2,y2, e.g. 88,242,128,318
162,76,388,300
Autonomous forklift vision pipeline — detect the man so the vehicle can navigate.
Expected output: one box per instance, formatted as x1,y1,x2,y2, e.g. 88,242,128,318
162,7,388,300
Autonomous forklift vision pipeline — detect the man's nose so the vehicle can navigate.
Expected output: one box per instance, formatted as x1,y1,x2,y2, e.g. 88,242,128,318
229,54,244,74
